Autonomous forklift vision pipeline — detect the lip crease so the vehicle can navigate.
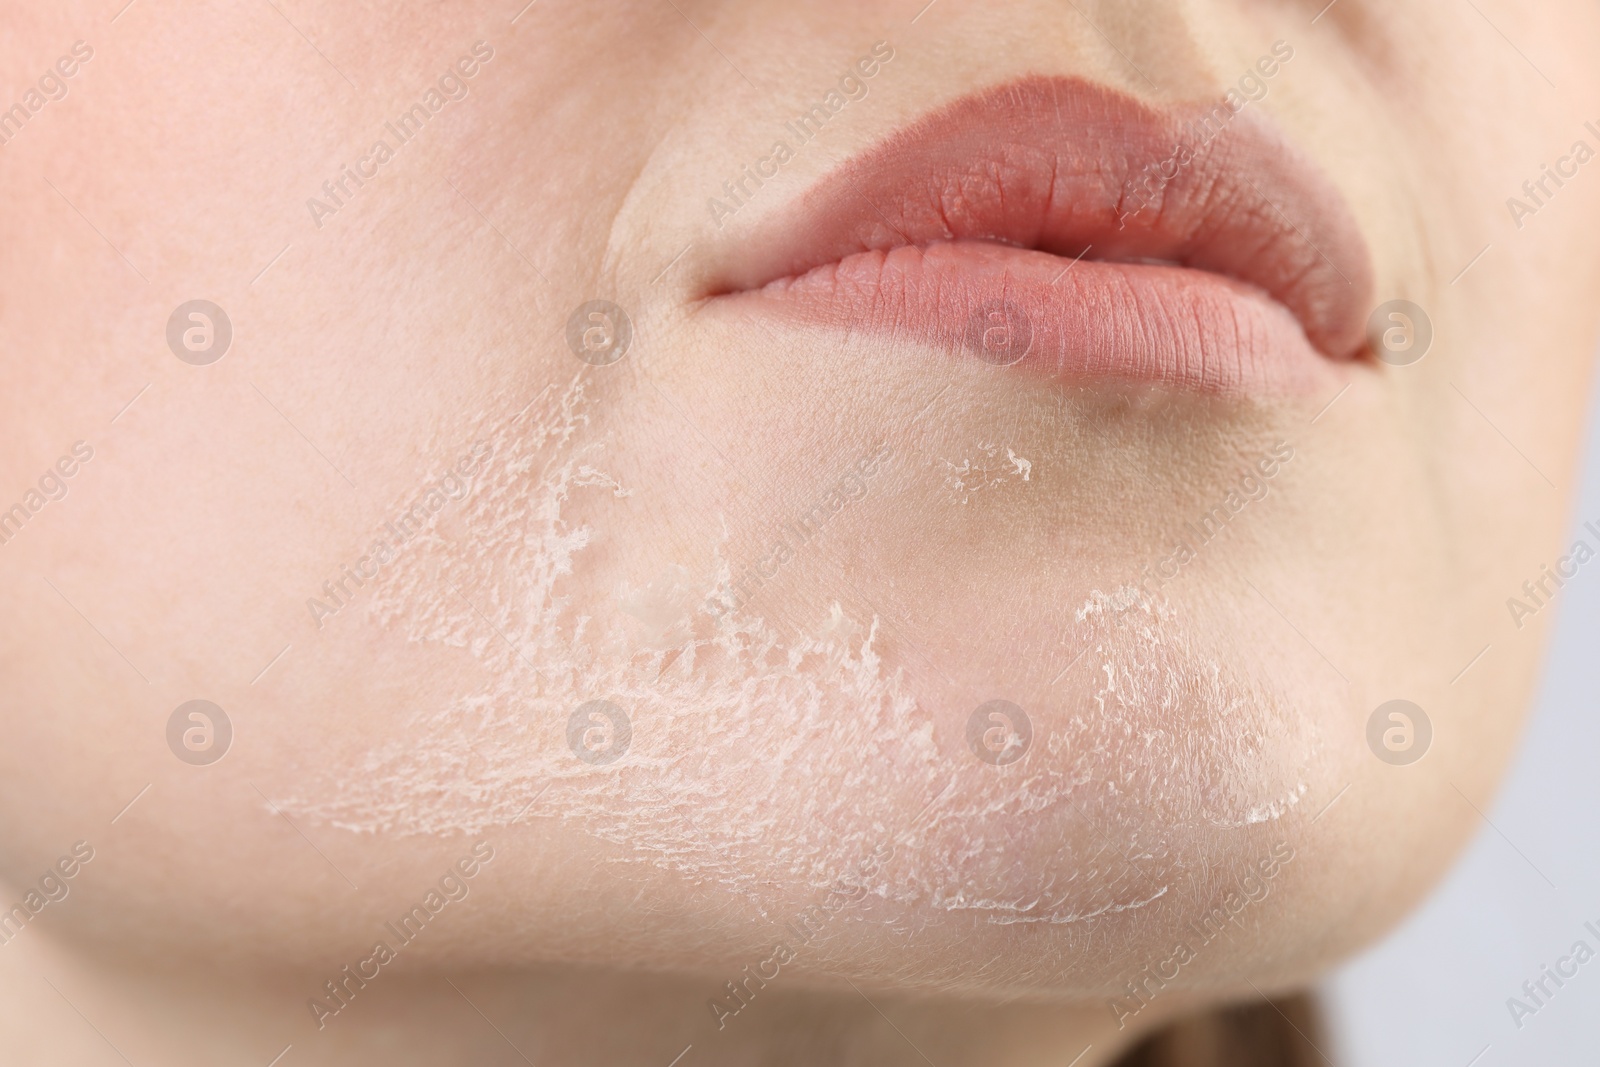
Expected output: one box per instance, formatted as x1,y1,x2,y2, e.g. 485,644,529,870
704,75,1375,395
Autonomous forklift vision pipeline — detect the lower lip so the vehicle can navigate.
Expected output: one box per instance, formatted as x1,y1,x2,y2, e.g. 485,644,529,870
728,241,1337,396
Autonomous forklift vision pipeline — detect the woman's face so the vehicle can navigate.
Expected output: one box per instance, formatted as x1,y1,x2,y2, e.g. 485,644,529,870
3,0,1599,1042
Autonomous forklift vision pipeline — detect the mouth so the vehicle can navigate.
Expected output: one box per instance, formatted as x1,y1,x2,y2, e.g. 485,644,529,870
703,75,1375,395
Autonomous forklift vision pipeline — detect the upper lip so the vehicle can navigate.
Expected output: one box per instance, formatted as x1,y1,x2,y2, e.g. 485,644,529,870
705,75,1374,360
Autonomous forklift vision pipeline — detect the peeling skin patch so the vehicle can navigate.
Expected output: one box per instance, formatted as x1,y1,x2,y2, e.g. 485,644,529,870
271,386,1317,931
943,441,1033,503
1235,783,1308,826
948,885,1170,926
1075,584,1148,622
1066,586,1315,834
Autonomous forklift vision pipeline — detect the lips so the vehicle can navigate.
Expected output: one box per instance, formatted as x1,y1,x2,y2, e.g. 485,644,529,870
704,76,1374,394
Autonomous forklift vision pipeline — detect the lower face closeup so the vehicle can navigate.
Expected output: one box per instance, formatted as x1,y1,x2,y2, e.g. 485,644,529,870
2,0,1599,1062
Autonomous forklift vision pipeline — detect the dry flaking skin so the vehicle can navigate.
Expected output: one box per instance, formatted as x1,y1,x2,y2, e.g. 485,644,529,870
942,441,1033,503
272,378,1318,943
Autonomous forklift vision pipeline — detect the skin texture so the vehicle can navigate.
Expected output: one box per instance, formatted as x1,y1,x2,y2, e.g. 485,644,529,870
1,0,1598,1064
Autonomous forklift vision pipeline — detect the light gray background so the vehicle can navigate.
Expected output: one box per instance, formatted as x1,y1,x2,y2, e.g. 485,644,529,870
1326,351,1600,1066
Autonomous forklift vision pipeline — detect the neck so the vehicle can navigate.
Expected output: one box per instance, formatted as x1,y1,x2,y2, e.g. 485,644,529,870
1,933,1148,1067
